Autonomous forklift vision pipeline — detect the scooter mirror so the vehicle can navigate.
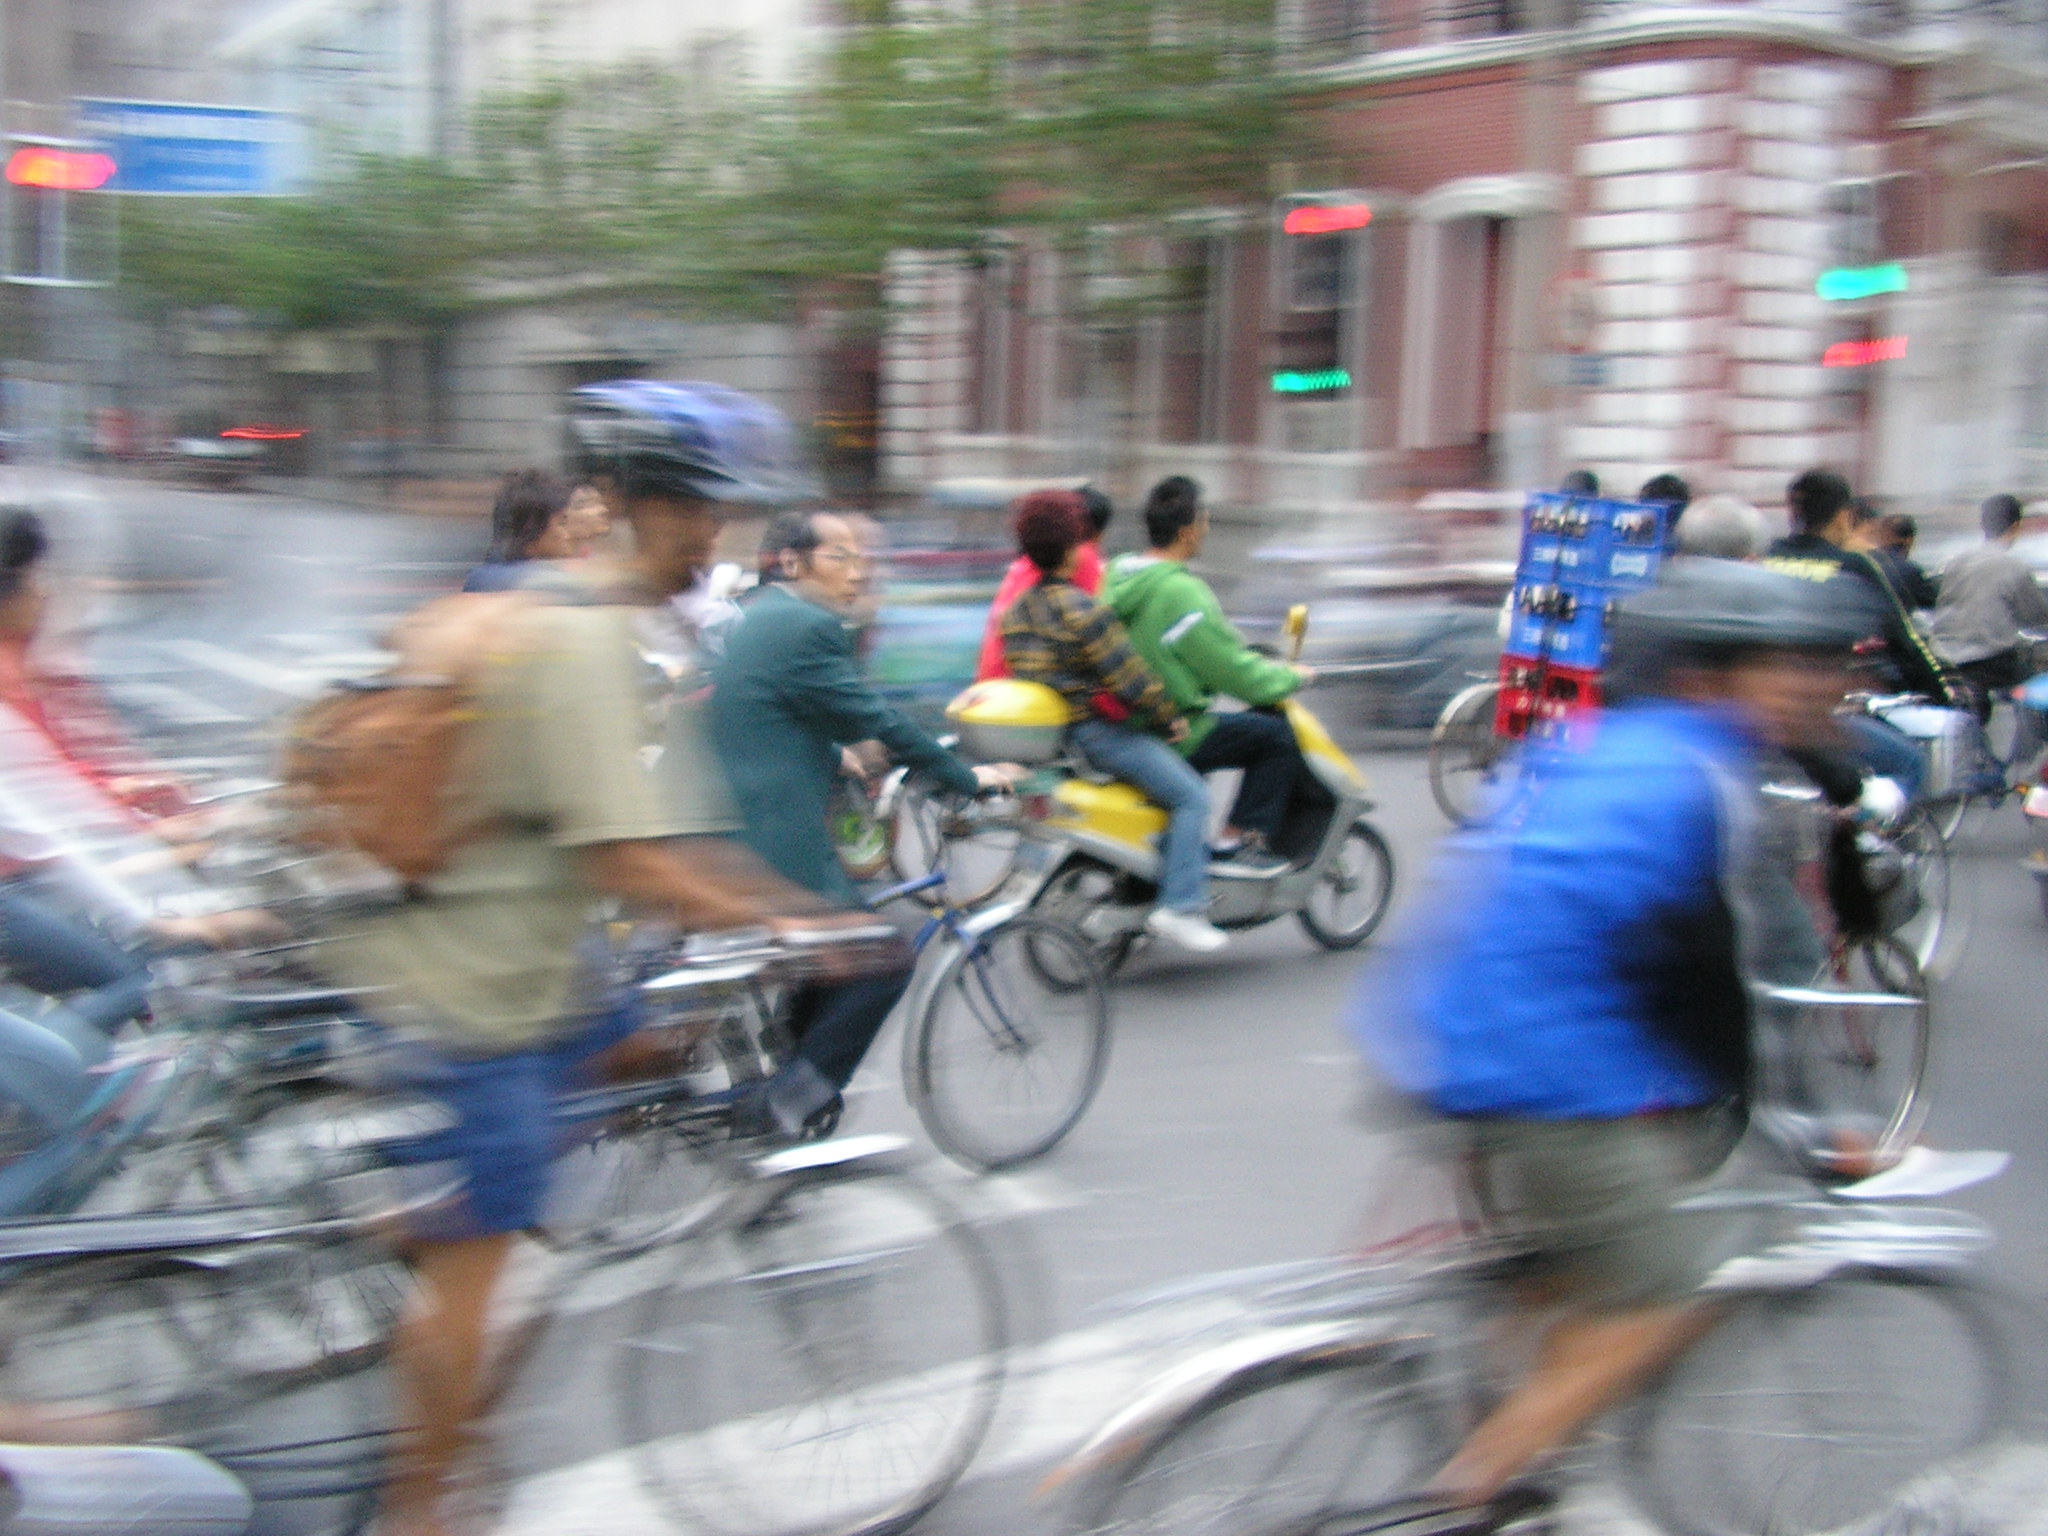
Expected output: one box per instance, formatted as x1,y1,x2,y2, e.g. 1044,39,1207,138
1284,604,1309,661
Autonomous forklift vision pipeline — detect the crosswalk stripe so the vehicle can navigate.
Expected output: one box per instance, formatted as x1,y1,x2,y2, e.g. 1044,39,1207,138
160,640,329,699
102,680,251,728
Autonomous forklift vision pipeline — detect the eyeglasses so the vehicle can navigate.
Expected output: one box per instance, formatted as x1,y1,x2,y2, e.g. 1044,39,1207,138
812,546,871,568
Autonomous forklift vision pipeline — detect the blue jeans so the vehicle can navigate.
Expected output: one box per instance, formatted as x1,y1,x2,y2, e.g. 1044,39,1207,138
0,1008,89,1141
1070,720,1212,913
1841,715,1927,800
0,884,150,1065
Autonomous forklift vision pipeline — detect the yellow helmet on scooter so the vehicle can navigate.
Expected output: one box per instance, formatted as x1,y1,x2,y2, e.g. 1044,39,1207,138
946,679,1073,763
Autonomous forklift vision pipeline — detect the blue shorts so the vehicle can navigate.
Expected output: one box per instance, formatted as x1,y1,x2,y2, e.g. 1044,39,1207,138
381,1002,638,1239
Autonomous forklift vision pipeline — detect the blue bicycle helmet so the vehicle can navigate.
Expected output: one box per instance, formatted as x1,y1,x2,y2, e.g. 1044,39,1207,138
568,380,817,505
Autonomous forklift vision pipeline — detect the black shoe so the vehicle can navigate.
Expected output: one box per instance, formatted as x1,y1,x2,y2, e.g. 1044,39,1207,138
799,1093,845,1142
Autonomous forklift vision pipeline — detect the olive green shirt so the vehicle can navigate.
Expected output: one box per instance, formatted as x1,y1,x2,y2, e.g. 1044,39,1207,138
319,602,710,1053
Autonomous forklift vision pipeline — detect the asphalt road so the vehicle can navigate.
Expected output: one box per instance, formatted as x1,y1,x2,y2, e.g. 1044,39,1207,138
26,469,2048,1535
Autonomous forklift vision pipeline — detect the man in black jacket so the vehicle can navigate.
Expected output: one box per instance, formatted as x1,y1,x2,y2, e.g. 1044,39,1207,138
1763,470,1956,706
1762,469,1952,796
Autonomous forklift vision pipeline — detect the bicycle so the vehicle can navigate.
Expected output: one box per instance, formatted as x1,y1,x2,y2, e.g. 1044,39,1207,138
0,930,1016,1536
881,869,1112,1172
1426,677,1526,829
1045,1069,2033,1536
880,768,1028,907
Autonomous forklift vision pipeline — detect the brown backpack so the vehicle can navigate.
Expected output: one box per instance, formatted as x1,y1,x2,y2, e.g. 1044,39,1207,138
279,590,545,883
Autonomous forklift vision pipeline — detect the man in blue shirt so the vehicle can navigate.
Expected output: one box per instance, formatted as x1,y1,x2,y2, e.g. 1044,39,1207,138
1353,558,1868,1526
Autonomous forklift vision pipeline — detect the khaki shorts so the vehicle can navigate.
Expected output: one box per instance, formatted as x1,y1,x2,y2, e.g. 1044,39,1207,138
1462,1108,1742,1311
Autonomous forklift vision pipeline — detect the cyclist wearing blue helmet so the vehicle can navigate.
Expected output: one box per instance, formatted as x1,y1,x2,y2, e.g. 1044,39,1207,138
330,381,854,1536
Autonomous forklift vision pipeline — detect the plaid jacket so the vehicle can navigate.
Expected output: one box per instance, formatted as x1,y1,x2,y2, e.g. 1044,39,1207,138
1000,577,1179,733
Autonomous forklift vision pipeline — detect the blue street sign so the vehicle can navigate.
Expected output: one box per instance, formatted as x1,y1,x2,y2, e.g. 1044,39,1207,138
71,100,299,196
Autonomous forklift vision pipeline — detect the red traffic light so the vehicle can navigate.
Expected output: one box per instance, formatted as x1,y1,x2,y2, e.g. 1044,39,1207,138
1283,203,1372,235
1822,336,1908,368
6,147,115,192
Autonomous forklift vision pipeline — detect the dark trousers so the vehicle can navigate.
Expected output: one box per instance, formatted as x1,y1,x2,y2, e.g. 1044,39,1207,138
0,885,149,1062
786,962,914,1089
1840,714,1927,800
1185,710,1305,842
1957,649,2031,722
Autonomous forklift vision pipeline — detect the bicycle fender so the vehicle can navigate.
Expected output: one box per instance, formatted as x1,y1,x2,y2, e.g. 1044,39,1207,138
959,898,1031,940
1699,1207,1994,1292
1039,1316,1425,1519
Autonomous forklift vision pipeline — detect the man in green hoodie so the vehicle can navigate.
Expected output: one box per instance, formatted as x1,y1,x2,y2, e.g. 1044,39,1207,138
1108,476,1317,871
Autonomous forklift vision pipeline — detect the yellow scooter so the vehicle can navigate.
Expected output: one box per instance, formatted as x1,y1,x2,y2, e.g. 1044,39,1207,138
945,607,1396,971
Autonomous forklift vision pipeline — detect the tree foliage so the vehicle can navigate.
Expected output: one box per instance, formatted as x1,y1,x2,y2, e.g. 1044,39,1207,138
118,0,1295,331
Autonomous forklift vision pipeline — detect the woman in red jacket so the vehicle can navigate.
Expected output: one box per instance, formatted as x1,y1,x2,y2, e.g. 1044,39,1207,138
974,485,1112,681
0,512,262,1059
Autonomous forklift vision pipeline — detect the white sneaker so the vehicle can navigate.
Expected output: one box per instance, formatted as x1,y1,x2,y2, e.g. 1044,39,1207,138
1145,907,1229,953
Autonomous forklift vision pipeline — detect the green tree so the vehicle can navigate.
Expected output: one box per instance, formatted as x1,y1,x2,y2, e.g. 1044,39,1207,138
121,158,488,329
117,0,1298,329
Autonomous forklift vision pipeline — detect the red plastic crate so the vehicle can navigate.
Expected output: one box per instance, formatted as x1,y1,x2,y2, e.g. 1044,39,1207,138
1495,658,1602,743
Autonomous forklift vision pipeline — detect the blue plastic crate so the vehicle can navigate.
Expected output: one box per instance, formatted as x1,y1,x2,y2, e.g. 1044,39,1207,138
1514,494,1673,594
1503,586,1610,670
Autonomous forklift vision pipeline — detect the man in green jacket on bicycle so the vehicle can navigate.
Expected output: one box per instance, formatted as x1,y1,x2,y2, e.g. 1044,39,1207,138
1108,476,1317,871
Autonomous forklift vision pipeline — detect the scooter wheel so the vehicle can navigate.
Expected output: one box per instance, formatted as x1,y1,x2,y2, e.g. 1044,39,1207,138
1298,820,1396,950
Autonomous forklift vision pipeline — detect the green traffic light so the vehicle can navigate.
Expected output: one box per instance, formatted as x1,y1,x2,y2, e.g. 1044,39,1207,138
1816,263,1908,302
1271,368,1351,394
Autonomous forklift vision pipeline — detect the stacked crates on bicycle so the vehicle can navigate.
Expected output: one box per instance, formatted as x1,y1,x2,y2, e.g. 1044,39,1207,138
1497,493,1676,742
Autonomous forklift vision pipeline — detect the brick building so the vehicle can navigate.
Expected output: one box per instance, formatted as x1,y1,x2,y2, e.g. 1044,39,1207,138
879,3,2048,531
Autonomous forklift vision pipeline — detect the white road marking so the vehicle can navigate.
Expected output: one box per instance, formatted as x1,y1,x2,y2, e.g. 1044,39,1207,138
102,680,251,728
159,640,388,697
161,640,328,699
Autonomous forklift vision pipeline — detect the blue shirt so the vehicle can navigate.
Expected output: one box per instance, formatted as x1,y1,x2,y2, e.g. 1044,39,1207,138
1357,700,1754,1119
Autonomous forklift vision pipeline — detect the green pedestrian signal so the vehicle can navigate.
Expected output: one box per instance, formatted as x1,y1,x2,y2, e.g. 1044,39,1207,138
1816,263,1908,302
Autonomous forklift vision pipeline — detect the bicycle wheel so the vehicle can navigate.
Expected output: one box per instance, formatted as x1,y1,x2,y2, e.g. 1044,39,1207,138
1769,938,1931,1167
1427,683,1518,828
1297,819,1396,951
542,994,775,1256
907,914,1111,1171
1078,1348,1456,1536
103,1086,354,1213
1927,791,1972,843
1031,861,1144,977
1882,808,1967,979
1621,1270,2015,1536
540,1114,734,1258
615,1161,1007,1536
0,1241,403,1536
888,781,1020,907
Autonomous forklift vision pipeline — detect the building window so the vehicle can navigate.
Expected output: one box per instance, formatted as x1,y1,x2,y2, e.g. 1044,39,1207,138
968,248,1017,435
1294,0,1373,54
1159,237,1223,444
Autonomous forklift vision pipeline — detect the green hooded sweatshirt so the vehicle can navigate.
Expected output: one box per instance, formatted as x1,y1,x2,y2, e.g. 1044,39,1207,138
1105,553,1301,754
